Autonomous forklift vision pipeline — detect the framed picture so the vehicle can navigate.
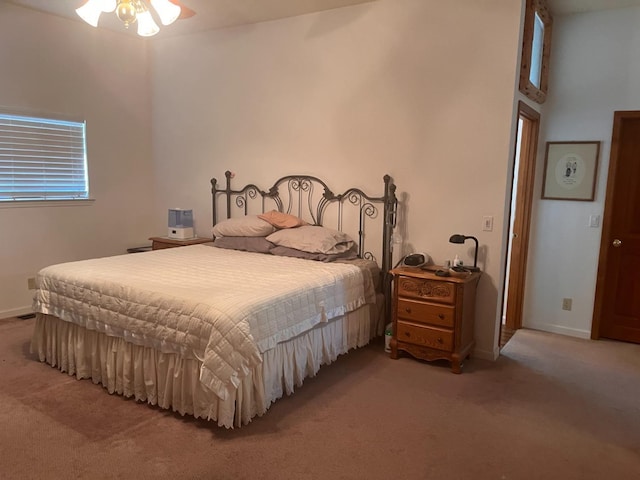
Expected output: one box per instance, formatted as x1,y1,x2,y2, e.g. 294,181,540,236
541,141,601,201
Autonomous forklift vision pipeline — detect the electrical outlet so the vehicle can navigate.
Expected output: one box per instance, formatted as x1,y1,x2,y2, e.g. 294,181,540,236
482,216,493,232
562,298,572,311
27,277,36,290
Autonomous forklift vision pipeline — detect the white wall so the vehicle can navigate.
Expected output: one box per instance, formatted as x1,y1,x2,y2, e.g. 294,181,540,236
5,0,633,356
523,6,640,337
151,0,523,359
0,4,156,317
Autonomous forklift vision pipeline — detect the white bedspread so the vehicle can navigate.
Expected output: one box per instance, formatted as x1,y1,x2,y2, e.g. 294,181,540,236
32,245,374,401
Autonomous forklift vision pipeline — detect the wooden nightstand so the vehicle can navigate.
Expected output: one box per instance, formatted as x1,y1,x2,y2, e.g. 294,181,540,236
389,267,480,373
149,236,212,250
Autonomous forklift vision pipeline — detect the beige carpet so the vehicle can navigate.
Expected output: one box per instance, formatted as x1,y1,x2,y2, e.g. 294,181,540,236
1,316,639,480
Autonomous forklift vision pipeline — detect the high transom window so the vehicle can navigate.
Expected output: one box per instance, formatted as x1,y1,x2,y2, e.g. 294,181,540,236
519,0,553,104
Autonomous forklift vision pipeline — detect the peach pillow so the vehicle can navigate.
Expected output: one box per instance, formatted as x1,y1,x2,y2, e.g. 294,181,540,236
258,210,307,229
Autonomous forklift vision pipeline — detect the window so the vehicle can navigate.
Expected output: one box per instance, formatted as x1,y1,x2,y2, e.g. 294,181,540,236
519,0,552,103
529,12,544,88
0,112,89,202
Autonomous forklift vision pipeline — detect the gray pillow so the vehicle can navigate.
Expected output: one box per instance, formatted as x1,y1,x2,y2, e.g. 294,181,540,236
213,237,275,253
266,225,356,254
271,245,358,262
213,236,275,254
212,215,276,238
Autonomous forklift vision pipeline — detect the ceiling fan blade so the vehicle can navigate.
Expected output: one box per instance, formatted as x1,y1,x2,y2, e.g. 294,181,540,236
168,0,196,18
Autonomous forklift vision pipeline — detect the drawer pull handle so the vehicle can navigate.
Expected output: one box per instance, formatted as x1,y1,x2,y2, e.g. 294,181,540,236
404,332,411,337
438,314,445,320
437,337,443,343
405,307,412,314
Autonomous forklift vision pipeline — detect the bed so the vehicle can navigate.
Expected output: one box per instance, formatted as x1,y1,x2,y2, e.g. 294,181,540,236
30,172,398,428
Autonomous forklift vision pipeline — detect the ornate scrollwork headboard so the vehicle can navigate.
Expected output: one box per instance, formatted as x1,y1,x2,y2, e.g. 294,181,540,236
211,171,398,318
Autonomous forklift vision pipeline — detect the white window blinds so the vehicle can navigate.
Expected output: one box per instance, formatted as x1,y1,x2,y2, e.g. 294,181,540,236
0,113,88,201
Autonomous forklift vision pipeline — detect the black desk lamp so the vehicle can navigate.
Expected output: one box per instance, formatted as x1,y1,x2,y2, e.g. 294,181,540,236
449,234,480,272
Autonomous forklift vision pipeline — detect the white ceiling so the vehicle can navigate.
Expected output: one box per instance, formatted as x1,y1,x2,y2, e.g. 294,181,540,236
5,0,640,38
4,0,377,37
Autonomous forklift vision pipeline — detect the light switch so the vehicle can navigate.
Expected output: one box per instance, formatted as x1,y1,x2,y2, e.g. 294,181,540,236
589,214,600,228
482,216,493,232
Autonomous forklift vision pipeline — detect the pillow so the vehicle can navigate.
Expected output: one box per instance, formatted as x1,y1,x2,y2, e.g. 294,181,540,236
271,245,358,262
258,210,308,229
212,215,276,238
266,225,356,255
213,236,275,254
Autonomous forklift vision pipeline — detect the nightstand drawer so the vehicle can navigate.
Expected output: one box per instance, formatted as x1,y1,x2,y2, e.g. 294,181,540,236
397,321,453,352
397,276,455,304
397,298,454,328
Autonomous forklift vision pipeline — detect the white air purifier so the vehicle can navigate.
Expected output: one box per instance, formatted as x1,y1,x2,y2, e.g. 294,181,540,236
168,208,194,239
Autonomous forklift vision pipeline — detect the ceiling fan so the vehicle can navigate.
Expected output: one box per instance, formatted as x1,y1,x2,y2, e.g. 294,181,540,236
76,0,196,37
169,0,196,19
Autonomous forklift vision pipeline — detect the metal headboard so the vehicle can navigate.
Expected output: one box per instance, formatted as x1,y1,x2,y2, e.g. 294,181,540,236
210,171,398,320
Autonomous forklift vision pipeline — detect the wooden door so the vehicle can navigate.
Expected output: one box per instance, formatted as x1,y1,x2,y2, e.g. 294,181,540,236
593,111,640,343
503,102,539,335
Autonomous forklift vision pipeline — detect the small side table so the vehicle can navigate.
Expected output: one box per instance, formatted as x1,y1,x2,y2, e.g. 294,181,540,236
390,267,480,373
149,236,212,250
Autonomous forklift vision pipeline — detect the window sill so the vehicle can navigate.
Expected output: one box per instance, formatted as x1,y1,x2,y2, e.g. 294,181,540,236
0,199,96,209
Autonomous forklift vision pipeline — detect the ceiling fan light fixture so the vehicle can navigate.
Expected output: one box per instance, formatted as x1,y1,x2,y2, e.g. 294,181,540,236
115,0,138,28
77,0,190,36
100,0,118,12
136,8,161,36
150,0,181,25
76,0,117,27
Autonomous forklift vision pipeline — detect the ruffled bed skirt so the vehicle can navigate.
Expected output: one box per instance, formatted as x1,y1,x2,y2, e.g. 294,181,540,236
30,296,383,428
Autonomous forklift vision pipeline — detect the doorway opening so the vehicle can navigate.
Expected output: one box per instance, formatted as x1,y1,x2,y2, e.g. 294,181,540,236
501,101,540,348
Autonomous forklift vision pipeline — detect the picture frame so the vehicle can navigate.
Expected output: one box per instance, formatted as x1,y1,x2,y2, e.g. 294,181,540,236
541,141,601,201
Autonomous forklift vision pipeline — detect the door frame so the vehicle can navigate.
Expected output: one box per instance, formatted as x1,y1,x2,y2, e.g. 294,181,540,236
591,110,640,339
503,101,540,333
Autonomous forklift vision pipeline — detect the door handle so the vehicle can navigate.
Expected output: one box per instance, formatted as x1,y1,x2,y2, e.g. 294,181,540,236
613,239,622,247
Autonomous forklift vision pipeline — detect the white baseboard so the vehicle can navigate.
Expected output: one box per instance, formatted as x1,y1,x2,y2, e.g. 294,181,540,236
523,322,591,339
0,305,33,320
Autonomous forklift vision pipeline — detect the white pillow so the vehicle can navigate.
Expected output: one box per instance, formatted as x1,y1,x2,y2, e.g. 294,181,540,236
212,215,276,237
266,225,355,254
